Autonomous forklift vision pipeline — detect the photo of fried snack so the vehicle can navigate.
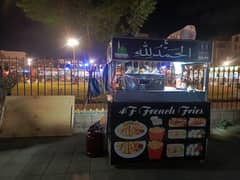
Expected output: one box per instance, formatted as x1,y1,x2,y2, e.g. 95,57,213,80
189,118,206,127
168,129,186,139
169,118,187,127
148,141,163,160
188,129,205,138
186,143,203,157
114,141,146,158
115,121,147,139
166,144,184,157
149,127,165,141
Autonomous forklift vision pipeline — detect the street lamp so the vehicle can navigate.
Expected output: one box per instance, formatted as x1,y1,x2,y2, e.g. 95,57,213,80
27,58,32,74
89,58,95,64
27,58,33,86
66,38,79,62
27,58,32,66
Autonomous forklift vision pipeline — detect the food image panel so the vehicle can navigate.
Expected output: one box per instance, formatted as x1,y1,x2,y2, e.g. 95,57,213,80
169,118,187,128
168,130,186,139
186,143,203,157
149,127,165,141
114,121,147,139
188,129,205,139
114,141,146,158
150,116,163,126
148,141,164,160
188,118,206,127
166,144,184,157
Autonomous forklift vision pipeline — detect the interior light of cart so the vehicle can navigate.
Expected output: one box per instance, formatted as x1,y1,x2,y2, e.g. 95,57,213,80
173,62,184,74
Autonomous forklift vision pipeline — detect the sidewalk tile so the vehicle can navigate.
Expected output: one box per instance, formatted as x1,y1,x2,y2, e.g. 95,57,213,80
90,158,110,171
41,174,66,180
66,173,90,180
44,160,70,175
17,175,41,180
68,160,90,172
20,161,49,176
0,162,25,177
0,176,16,180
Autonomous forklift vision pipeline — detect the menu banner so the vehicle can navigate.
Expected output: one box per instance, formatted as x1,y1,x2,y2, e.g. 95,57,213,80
108,102,210,164
111,37,212,62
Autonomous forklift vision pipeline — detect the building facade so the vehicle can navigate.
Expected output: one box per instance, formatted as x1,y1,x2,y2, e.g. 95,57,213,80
0,50,26,60
212,34,240,66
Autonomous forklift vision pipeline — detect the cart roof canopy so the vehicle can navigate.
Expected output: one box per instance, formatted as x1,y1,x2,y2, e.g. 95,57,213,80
107,37,212,63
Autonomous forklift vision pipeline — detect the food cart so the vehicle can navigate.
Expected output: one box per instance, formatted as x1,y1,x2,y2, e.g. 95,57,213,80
106,37,212,165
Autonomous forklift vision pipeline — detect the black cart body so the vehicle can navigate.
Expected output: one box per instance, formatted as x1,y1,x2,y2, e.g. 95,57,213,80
106,37,212,165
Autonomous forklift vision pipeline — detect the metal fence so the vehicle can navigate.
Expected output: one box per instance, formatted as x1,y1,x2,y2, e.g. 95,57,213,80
208,65,240,102
0,58,104,104
0,58,239,106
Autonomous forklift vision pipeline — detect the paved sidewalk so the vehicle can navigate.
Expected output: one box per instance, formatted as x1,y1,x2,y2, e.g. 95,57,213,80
0,134,240,180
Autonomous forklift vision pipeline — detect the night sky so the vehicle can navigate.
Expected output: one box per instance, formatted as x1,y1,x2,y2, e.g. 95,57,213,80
1,0,240,59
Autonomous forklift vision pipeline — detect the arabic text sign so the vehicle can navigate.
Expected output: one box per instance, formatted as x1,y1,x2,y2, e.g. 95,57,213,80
112,37,212,62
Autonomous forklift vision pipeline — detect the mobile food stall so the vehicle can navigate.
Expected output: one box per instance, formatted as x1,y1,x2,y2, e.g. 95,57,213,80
106,37,212,165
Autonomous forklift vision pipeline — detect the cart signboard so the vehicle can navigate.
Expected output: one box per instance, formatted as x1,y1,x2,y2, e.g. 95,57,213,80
108,102,210,164
111,37,212,62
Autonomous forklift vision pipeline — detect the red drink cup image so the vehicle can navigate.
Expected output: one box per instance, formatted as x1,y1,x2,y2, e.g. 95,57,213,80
148,141,163,160
149,127,165,141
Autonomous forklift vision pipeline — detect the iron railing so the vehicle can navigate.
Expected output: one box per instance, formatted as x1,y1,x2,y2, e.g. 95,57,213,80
208,65,240,102
0,58,239,106
0,58,103,104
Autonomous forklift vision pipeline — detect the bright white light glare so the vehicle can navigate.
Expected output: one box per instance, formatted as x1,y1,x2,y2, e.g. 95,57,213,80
84,63,89,67
173,62,183,74
27,58,32,66
187,86,193,92
66,38,79,47
89,59,95,64
223,61,231,67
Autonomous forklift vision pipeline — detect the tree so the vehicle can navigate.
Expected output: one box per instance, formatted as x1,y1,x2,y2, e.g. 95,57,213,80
17,0,157,53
